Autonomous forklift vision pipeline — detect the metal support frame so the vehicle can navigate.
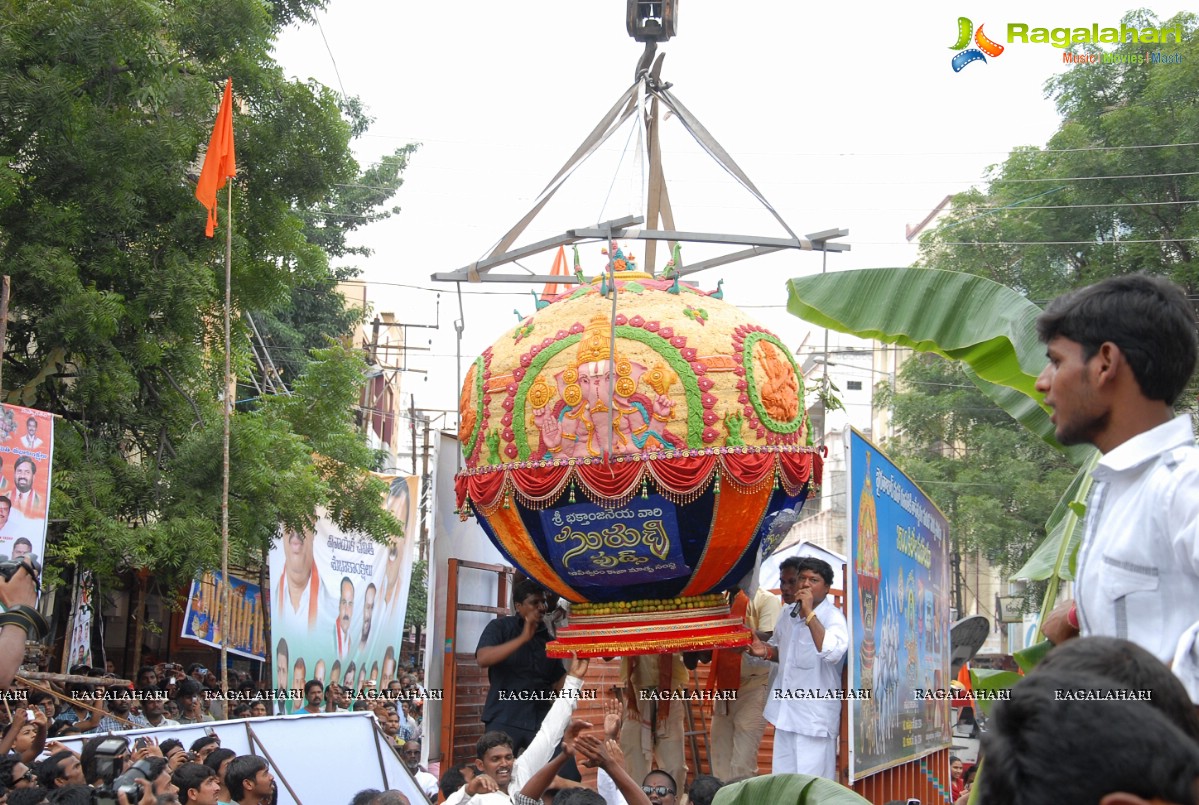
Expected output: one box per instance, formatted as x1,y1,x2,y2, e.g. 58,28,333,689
431,56,848,286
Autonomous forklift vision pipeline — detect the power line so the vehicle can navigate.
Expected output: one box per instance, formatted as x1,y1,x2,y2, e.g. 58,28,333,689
350,132,1199,158
313,13,349,100
942,238,1199,246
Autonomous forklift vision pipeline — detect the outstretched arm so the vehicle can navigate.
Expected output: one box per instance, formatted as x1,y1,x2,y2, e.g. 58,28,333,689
518,718,589,802
511,655,589,793
578,734,650,805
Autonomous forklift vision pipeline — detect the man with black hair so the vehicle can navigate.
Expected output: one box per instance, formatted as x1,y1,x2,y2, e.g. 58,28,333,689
686,774,724,805
175,680,214,725
171,763,220,805
225,756,273,805
11,456,42,517
143,697,179,729
189,736,220,764
980,669,1199,805
335,577,354,658
37,750,85,790
438,763,477,801
136,756,178,800
136,666,160,693
94,687,150,733
749,556,848,779
1036,636,1199,741
1036,275,1199,702
7,786,50,805
301,679,324,715
0,754,37,791
444,656,589,805
475,579,566,754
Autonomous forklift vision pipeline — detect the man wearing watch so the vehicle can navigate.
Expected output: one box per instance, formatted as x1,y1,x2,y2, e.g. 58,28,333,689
0,558,46,689
748,556,848,780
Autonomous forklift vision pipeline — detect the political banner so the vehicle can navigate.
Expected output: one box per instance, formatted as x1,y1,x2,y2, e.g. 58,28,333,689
181,570,266,660
847,428,951,781
67,569,96,669
269,474,418,713
0,404,53,568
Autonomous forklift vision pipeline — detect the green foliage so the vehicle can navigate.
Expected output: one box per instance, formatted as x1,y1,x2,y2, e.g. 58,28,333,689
883,356,1076,586
713,774,871,805
0,0,414,591
917,10,1199,298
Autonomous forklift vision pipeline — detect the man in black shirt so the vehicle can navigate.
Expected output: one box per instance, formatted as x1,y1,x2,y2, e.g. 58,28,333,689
474,578,565,753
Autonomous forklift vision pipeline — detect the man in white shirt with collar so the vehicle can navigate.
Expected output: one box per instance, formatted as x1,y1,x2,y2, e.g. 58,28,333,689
1037,274,1199,702
749,556,848,780
444,655,589,805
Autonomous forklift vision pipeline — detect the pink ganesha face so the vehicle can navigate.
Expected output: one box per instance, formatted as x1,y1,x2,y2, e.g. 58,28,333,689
560,359,647,407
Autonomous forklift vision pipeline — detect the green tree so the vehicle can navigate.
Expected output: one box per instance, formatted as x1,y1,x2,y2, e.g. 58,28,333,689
862,9,1199,608
918,10,1199,299
0,0,412,592
878,355,1075,609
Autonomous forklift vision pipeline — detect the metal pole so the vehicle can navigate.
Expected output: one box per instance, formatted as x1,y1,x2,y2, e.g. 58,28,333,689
220,180,232,696
0,275,9,394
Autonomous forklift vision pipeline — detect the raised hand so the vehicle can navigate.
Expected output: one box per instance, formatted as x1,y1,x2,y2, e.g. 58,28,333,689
561,718,593,756
574,733,610,770
466,773,499,795
568,653,590,679
603,696,622,740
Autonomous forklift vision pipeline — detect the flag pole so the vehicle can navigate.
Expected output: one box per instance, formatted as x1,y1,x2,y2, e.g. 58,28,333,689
220,179,232,698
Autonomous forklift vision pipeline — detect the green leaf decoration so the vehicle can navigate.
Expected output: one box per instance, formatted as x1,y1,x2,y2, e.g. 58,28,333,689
1013,639,1054,674
786,267,1092,465
1012,449,1098,584
970,668,1023,716
713,774,872,805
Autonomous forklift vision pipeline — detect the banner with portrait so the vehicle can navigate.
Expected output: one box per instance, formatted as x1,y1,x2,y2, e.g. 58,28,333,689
181,570,266,660
67,569,96,670
847,428,951,781
0,404,53,568
269,474,418,713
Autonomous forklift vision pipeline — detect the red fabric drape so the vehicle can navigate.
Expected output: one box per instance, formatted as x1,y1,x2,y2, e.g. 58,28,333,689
718,452,775,488
461,449,822,509
648,456,718,494
577,461,644,499
510,464,571,501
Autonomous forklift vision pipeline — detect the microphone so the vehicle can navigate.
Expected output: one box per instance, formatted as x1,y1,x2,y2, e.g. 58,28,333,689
789,603,802,619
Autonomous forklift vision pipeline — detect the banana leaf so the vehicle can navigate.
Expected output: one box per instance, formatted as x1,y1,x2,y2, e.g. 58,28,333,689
786,268,1092,465
712,774,871,805
969,668,1022,717
1013,450,1099,583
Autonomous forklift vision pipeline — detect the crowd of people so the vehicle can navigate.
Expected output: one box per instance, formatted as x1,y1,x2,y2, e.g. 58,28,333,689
0,656,427,805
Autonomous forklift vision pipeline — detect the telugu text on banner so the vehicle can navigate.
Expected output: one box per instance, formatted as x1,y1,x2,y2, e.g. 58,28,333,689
847,428,951,781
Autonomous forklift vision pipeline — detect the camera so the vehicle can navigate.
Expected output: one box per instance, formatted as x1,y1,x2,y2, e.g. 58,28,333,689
93,758,156,805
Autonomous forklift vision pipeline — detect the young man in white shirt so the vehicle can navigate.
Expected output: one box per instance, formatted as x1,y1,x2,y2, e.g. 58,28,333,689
749,556,848,780
1037,274,1199,702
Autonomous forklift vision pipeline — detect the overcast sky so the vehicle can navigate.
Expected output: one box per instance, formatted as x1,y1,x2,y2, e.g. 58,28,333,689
273,1,1187,427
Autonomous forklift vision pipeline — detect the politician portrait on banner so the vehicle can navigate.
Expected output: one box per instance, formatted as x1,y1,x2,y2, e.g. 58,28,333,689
0,404,54,574
269,474,418,713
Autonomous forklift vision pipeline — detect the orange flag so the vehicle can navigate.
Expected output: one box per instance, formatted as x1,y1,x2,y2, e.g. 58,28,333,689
195,78,237,237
